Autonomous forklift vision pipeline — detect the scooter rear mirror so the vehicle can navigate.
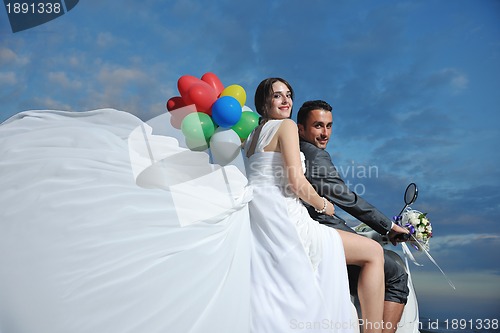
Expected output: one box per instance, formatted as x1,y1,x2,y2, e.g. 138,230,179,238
397,183,418,218
404,183,418,205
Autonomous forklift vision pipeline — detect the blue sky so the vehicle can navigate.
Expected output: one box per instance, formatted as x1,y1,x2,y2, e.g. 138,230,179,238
1,0,499,320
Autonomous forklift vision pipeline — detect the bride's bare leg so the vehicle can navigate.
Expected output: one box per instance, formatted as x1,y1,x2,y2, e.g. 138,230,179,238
337,230,385,333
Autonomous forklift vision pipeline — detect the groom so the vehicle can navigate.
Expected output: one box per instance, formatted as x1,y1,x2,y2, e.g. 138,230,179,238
297,100,409,333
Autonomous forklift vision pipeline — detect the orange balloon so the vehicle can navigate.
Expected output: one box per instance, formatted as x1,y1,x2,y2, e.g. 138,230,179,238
201,72,224,97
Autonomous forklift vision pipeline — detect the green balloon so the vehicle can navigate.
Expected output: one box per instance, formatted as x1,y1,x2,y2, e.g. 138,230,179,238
181,112,216,142
231,111,259,140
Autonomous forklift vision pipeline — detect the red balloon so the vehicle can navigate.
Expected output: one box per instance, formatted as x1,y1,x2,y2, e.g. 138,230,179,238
177,75,202,99
186,82,218,115
201,72,224,97
166,96,186,111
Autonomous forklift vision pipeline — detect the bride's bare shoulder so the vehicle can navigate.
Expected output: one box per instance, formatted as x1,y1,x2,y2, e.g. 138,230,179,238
277,118,298,132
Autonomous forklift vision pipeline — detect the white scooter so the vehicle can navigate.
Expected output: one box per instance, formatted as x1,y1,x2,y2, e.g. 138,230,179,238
353,183,421,333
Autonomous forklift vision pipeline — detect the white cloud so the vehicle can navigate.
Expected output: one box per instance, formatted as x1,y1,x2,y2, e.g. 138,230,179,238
428,68,468,95
171,0,203,17
97,66,149,87
450,72,468,94
0,47,30,66
96,32,121,48
69,62,164,118
430,233,500,252
412,270,500,300
48,71,83,90
68,56,80,67
0,48,17,64
31,97,72,111
0,72,18,85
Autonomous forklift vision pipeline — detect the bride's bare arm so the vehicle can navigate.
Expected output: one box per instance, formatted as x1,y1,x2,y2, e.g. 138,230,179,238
277,119,334,216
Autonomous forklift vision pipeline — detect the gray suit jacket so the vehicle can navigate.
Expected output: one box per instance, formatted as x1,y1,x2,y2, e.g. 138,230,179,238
300,140,391,235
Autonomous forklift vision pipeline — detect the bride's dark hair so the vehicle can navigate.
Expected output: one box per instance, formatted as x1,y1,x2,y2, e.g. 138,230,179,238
254,78,294,121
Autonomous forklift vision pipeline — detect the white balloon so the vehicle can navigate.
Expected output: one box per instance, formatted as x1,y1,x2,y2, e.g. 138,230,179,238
242,105,253,112
210,128,242,166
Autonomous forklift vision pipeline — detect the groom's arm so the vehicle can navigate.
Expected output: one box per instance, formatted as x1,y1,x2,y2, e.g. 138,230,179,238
304,147,392,235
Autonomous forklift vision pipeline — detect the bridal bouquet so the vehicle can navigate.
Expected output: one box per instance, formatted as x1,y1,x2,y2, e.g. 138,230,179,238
395,209,432,251
395,208,454,288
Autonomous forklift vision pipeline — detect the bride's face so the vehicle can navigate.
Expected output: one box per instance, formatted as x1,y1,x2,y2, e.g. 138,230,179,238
267,81,293,119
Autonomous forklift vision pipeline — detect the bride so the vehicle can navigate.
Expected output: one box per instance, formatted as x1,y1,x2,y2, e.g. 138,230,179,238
245,78,384,333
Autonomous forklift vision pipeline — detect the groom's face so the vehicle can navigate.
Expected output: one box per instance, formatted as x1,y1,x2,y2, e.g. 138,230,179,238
298,109,333,149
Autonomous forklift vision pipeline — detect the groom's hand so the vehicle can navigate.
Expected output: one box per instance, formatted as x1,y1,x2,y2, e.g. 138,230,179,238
388,223,410,246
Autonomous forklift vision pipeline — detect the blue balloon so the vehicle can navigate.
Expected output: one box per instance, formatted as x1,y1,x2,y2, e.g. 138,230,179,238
211,96,242,128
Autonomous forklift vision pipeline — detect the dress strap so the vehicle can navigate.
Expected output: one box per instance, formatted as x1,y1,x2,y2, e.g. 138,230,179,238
244,120,283,157
245,123,264,158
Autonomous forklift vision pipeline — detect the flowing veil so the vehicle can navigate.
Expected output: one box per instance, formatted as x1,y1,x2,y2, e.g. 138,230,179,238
0,109,252,333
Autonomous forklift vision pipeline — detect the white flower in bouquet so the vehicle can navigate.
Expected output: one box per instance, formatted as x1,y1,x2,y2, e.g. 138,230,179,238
405,211,420,226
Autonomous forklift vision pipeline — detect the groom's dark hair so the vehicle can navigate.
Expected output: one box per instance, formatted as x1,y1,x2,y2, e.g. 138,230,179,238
297,100,332,126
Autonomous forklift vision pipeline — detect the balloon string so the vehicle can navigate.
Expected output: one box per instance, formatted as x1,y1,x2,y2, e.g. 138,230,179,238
403,235,456,290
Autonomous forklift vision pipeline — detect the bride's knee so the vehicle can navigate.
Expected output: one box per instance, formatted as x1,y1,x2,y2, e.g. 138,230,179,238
366,239,384,265
341,231,384,266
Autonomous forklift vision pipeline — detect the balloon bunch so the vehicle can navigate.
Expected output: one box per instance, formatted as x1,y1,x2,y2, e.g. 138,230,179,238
166,72,259,165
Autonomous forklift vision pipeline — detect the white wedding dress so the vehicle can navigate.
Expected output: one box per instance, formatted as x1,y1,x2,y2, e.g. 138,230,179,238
0,109,251,333
0,110,355,333
245,120,355,333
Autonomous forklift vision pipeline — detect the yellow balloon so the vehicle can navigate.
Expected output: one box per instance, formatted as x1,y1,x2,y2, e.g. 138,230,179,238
221,84,246,107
